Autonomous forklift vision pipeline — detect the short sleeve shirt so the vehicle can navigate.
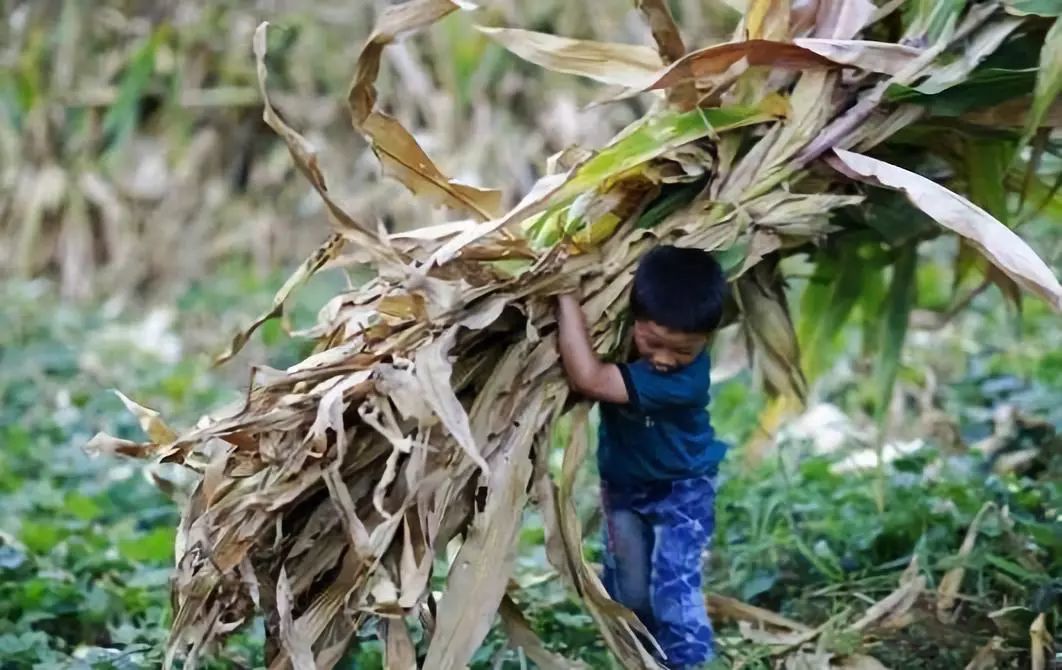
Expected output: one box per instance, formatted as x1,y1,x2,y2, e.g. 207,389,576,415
597,352,728,487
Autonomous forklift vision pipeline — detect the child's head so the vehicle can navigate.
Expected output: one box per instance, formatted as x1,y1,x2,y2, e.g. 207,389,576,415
629,245,727,372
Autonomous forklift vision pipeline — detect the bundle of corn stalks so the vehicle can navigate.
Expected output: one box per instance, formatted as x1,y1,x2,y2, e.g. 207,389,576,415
90,0,1062,667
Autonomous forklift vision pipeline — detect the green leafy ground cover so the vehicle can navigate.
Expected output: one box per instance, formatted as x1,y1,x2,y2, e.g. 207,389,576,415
0,266,1058,669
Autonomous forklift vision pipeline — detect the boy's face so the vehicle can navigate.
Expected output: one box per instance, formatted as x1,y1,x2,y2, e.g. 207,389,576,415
632,320,707,373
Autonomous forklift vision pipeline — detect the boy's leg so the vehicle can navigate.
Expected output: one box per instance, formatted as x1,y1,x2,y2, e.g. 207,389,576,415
643,476,717,669
600,485,655,631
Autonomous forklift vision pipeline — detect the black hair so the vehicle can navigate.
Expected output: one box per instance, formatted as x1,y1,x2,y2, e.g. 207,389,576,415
629,245,727,333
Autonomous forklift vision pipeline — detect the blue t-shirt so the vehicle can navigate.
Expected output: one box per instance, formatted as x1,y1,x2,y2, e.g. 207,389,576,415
598,352,727,487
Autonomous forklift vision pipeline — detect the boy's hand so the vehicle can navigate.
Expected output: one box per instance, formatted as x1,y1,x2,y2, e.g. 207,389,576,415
542,271,582,297
555,292,629,405
555,292,581,309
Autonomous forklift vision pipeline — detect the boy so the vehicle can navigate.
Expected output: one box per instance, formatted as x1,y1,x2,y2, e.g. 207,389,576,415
555,245,728,669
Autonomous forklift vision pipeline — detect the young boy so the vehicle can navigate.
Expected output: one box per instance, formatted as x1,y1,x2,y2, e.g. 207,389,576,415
555,245,729,669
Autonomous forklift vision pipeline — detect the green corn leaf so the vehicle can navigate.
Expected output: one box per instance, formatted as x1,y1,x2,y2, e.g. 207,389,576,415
799,254,869,381
1023,17,1062,143
635,181,704,230
1004,0,1062,17
874,245,918,421
101,29,163,152
887,68,1039,117
956,138,1019,300
965,138,1016,223
556,105,770,202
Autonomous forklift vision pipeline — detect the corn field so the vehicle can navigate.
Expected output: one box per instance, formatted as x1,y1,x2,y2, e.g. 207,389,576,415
0,0,654,297
67,0,1062,668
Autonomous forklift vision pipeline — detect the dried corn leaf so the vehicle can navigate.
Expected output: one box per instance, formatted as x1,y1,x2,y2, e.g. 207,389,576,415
215,234,346,365
736,263,808,402
348,0,501,220
499,595,588,670
836,656,890,670
479,27,663,89
910,17,1024,96
707,594,812,631
636,0,695,108
1030,612,1049,670
431,105,771,265
84,432,156,459
737,620,816,646
277,568,316,670
963,636,1003,670
647,38,921,91
422,393,542,670
114,391,178,444
746,0,791,41
937,502,996,623
382,618,417,670
813,0,876,39
252,24,399,263
359,113,503,220
794,39,923,76
850,556,925,632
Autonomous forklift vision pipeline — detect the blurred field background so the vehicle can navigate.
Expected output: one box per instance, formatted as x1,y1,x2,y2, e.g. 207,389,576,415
0,1,1059,668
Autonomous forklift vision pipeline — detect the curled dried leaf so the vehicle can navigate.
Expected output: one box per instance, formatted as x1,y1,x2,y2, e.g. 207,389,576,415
348,1,502,220
114,391,178,444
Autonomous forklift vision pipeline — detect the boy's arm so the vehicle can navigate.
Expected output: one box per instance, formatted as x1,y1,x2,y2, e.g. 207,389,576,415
555,294,629,404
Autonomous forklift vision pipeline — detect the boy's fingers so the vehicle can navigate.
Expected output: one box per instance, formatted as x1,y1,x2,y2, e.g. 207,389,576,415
541,273,581,297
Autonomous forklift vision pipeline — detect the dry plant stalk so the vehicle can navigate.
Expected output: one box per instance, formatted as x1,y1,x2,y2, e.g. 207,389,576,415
88,1,1062,668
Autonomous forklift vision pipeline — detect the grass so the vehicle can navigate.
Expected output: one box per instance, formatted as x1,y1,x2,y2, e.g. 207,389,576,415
0,262,1058,668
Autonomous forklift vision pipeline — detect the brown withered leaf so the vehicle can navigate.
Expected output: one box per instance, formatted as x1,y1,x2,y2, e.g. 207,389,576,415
962,96,1062,128
963,636,1003,670
348,1,502,220
84,432,157,459
277,568,316,670
635,0,695,108
936,502,996,624
708,594,812,632
550,406,664,669
736,262,808,403
359,113,503,220
421,393,543,670
1030,612,1049,670
382,618,417,670
835,656,891,670
252,23,401,267
499,595,588,670
646,38,921,91
850,574,925,632
114,391,178,444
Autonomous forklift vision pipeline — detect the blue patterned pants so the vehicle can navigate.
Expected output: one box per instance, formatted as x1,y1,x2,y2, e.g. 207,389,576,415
601,475,717,669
